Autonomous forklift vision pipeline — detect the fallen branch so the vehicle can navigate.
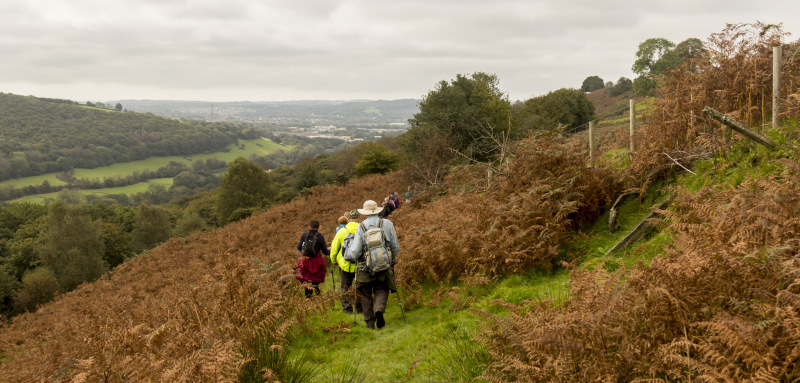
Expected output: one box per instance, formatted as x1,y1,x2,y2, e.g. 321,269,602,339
605,195,673,255
608,191,640,233
663,152,696,175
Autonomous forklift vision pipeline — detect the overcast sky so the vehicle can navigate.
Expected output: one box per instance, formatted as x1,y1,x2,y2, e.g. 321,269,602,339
1,0,798,103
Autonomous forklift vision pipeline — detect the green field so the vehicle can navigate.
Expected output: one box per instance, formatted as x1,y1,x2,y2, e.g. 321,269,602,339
363,107,381,115
72,138,287,180
3,137,289,203
0,173,67,188
12,178,175,204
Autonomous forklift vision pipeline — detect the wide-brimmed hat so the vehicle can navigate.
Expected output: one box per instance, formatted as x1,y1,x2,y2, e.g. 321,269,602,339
357,200,383,215
345,209,361,220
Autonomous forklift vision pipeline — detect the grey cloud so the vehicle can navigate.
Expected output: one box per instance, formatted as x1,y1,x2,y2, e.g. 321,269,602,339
1,0,797,102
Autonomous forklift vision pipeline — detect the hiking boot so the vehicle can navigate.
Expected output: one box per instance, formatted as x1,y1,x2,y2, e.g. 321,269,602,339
375,311,385,329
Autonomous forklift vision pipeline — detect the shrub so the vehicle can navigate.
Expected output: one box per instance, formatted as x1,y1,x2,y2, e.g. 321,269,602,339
14,267,59,313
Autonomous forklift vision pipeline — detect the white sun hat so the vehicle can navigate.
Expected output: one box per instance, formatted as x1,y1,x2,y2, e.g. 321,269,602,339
357,199,384,215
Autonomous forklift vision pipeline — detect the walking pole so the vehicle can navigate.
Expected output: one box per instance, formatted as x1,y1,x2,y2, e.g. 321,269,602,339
329,263,337,310
353,269,358,325
389,267,406,323
395,287,407,323
330,262,336,290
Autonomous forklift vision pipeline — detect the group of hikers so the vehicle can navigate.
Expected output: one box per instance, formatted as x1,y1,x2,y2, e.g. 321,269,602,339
294,196,403,330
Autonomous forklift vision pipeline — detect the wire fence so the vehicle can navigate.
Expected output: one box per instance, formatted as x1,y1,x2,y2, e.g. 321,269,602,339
565,104,633,135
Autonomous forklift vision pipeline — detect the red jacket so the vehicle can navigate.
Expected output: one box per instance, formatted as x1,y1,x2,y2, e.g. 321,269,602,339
295,251,327,283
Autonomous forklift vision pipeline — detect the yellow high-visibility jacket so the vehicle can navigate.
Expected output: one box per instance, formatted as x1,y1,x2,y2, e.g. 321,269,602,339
329,221,359,273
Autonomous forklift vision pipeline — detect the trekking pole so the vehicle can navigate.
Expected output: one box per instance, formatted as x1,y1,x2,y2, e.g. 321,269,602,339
395,287,407,323
353,269,358,325
330,262,336,290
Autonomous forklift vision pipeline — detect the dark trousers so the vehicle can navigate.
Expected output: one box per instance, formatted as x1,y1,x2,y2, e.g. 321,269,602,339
357,280,389,329
304,282,320,298
340,269,361,312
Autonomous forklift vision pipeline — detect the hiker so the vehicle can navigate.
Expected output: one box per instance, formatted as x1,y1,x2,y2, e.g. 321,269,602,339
381,197,394,217
405,186,415,204
335,215,348,237
295,220,330,297
329,209,363,314
348,200,400,329
390,192,400,209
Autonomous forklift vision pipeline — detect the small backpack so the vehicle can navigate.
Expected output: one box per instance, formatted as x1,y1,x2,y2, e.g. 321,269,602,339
342,232,357,263
301,231,319,257
359,219,392,275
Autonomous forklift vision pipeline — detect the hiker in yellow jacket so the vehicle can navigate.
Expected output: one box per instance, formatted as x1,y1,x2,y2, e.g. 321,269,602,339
329,209,362,314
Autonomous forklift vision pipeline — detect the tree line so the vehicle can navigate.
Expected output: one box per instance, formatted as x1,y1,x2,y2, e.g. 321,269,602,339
0,200,192,315
581,37,706,96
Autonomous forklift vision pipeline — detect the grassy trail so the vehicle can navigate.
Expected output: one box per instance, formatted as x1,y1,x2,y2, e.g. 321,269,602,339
285,191,664,383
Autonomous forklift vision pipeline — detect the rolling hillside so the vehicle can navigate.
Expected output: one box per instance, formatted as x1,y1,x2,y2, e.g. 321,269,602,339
0,93,252,181
0,173,407,381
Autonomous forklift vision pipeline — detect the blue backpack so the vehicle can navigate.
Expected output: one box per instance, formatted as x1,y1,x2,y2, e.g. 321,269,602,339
342,231,357,263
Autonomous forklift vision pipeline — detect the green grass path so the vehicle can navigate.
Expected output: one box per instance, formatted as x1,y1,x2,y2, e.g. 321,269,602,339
287,192,667,383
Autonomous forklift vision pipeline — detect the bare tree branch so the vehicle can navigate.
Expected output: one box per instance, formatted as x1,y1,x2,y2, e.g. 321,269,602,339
663,152,696,174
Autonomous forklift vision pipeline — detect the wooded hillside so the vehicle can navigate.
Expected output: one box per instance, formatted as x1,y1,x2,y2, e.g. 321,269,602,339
0,93,255,181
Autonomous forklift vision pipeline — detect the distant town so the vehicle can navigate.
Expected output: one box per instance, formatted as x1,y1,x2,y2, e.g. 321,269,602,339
109,99,419,141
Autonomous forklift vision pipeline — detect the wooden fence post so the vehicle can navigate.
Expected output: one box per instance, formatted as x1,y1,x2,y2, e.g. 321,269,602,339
589,120,594,166
629,99,635,153
773,45,782,129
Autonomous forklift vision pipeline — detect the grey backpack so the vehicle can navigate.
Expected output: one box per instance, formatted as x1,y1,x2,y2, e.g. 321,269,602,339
342,231,357,263
359,219,392,275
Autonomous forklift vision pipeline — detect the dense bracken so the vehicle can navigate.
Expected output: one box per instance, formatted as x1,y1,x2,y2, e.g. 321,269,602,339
470,22,800,382
473,175,800,382
630,22,800,188
393,133,622,284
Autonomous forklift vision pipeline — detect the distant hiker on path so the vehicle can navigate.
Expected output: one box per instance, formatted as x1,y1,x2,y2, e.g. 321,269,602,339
330,209,363,314
295,220,330,297
378,199,391,218
348,200,400,329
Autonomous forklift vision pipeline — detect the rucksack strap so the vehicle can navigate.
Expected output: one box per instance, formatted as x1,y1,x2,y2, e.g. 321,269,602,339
359,219,385,236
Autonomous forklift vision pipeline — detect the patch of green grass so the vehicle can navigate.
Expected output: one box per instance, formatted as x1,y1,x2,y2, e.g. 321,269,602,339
363,107,381,115
285,266,571,383
82,178,174,195
597,148,631,171
73,138,288,180
9,178,175,203
0,173,67,188
679,124,800,192
478,269,569,308
289,297,481,383
4,138,289,203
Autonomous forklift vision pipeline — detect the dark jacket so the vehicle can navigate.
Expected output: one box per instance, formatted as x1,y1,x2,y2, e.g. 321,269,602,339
297,229,330,257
